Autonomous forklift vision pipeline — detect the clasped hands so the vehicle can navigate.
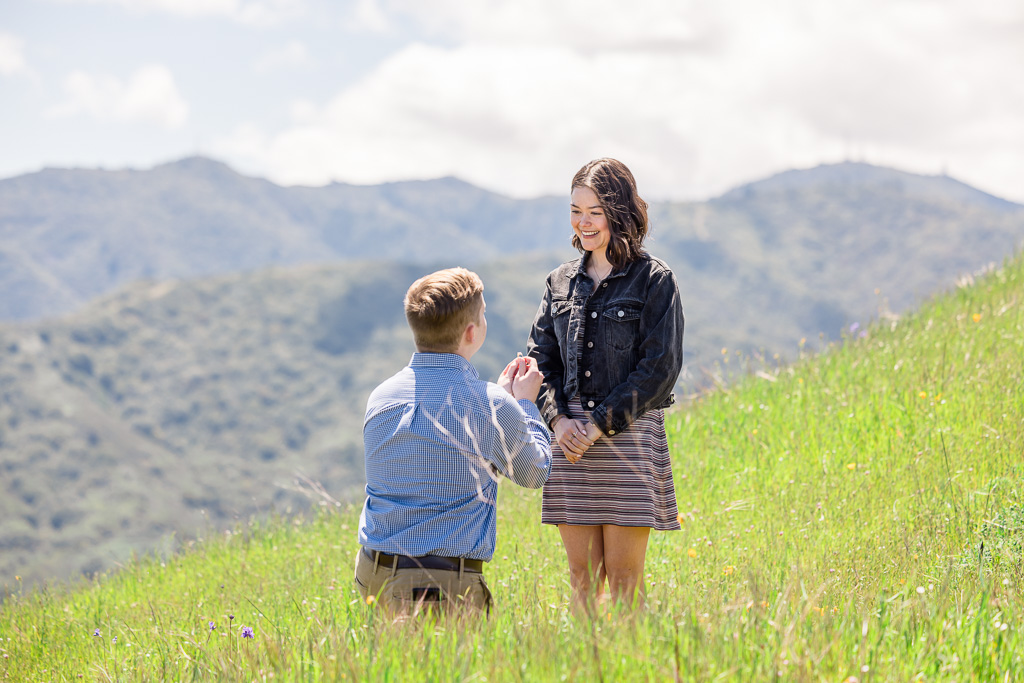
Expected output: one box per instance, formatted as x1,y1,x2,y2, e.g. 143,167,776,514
552,415,602,464
498,355,601,464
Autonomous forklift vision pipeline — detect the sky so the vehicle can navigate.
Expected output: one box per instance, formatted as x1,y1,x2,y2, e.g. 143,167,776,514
1,0,1023,202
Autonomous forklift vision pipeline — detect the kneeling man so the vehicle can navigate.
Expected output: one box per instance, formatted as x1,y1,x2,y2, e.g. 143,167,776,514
355,267,552,614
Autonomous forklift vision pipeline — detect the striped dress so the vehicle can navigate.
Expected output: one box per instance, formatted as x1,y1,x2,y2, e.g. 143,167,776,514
541,398,680,530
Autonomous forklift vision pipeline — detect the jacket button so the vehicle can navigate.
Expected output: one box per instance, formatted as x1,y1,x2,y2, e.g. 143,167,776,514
608,430,616,435
617,310,624,317
602,282,608,288
587,341,593,348
591,311,597,318
584,370,591,377
587,400,595,408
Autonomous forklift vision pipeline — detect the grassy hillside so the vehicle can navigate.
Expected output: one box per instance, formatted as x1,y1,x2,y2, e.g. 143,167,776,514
2,251,1021,680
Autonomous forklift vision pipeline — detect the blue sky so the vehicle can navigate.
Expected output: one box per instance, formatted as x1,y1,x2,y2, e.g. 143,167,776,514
2,0,1022,202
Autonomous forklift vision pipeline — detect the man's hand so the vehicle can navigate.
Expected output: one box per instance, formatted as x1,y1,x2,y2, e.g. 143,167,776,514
499,355,544,404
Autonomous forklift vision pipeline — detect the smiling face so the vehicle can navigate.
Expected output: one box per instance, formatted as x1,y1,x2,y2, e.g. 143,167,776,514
570,186,610,258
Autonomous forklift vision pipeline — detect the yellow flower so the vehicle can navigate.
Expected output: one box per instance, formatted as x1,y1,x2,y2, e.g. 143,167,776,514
797,378,804,385
722,565,735,575
721,347,728,355
752,429,758,436
972,313,982,323
918,391,927,399
759,600,769,609
687,548,697,558
677,513,686,526
366,595,376,606
846,463,857,470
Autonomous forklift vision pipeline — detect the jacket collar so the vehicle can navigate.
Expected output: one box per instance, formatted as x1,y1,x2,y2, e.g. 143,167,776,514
567,252,637,282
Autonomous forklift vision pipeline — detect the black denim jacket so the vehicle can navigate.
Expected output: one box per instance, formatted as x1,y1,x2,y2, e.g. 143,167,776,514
527,252,684,436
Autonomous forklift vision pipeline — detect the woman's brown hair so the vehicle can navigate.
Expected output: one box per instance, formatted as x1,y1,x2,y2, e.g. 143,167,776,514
571,158,649,268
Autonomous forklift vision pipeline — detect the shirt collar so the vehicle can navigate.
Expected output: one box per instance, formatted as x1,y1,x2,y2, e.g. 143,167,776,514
409,352,480,379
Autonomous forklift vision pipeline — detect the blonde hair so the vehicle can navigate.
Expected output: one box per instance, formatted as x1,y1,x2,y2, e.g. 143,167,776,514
404,267,484,352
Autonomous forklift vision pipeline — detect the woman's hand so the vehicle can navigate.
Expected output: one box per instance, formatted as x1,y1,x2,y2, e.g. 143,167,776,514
553,417,596,464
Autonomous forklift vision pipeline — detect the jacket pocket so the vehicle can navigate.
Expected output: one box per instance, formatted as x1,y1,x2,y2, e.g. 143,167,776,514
601,300,643,351
551,298,573,346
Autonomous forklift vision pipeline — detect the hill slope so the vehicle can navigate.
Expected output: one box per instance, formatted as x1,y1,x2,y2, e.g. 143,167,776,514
2,160,1023,587
1,252,1021,681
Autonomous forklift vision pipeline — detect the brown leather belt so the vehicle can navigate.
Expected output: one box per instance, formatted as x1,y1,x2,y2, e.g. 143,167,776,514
361,546,484,574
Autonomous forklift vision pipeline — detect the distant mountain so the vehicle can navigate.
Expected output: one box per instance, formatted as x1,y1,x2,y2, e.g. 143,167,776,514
0,157,566,320
2,158,1023,586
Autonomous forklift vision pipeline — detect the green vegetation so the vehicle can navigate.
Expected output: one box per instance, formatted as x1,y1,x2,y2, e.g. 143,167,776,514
2,248,1022,679
4,159,1024,587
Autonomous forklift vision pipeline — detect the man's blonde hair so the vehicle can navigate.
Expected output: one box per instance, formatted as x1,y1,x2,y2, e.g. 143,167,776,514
404,267,484,352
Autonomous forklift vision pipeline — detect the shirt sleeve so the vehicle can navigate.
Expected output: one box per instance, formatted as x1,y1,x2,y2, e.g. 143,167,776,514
485,392,553,489
589,266,684,435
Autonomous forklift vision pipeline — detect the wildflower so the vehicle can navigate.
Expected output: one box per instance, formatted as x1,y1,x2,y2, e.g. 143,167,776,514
14,576,20,581
972,313,982,323
721,347,728,355
229,613,234,620
687,548,697,558
849,322,860,335
112,637,117,644
722,565,735,576
93,629,101,637
846,463,857,470
366,595,376,606
676,513,685,526
760,600,769,609
241,626,254,639
209,621,216,631
916,586,925,594
918,391,927,399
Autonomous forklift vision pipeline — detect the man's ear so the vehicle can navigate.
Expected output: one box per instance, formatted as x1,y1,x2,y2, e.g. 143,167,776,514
463,322,477,346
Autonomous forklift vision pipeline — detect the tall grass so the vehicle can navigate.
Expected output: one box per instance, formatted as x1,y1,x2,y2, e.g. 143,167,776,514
2,255,1023,681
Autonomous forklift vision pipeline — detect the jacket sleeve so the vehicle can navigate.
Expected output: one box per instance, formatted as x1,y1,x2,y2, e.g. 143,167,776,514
526,275,572,429
589,266,684,435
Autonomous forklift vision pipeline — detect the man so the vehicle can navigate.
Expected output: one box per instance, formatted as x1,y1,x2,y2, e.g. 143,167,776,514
355,267,552,614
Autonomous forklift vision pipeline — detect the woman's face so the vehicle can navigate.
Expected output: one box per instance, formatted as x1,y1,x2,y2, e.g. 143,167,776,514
570,186,610,257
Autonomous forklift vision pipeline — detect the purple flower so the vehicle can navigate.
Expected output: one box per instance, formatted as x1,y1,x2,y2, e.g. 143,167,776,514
241,626,254,639
209,621,216,631
112,636,117,644
93,629,101,637
849,322,860,334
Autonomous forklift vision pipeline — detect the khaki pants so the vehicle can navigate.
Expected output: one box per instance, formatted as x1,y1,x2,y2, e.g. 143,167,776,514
354,549,493,616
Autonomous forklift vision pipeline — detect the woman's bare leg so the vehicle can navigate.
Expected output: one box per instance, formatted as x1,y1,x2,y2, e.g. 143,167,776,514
558,525,606,615
601,525,651,608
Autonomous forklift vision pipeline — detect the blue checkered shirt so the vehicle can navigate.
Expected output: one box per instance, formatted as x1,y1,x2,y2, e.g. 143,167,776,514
358,353,552,561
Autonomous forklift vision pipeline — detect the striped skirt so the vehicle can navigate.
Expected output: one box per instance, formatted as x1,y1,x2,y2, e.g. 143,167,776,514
541,399,681,530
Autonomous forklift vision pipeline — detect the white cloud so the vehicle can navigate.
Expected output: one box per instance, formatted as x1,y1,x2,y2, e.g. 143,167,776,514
254,41,315,73
215,0,1024,203
0,32,29,76
54,0,304,24
46,64,189,129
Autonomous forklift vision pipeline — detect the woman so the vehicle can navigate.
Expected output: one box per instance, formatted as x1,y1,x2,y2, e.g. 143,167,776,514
527,158,683,611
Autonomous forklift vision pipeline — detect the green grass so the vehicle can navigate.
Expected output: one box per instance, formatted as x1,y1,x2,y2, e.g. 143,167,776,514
2,254,1023,681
